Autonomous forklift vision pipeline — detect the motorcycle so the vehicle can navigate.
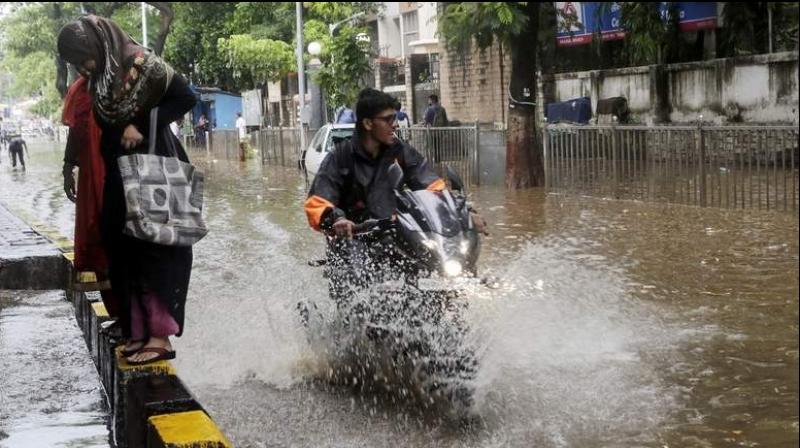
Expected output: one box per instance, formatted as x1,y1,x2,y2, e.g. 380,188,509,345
301,163,483,416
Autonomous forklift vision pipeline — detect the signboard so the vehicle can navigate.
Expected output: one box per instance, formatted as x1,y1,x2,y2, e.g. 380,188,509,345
242,89,262,127
267,81,282,103
556,2,718,47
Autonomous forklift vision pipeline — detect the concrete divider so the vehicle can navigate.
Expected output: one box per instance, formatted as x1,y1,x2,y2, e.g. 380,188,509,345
3,205,232,448
70,283,232,447
148,411,232,448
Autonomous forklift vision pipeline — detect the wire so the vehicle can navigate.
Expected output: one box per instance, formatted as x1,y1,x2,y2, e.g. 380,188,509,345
508,86,536,107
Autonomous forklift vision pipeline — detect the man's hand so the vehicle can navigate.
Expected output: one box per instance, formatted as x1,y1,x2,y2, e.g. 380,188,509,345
332,218,355,239
63,165,77,203
121,124,144,151
471,212,489,236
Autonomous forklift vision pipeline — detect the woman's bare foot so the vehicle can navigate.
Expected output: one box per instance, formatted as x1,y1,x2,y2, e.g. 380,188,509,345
126,337,173,364
122,339,145,354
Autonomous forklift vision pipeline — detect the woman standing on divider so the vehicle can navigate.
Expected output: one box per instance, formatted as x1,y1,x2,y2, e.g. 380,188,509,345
58,15,196,366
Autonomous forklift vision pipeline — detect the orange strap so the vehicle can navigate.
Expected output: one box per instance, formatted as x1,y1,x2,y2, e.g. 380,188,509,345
304,195,335,231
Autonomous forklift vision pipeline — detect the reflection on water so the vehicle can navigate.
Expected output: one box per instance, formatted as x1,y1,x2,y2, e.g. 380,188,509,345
1,142,797,447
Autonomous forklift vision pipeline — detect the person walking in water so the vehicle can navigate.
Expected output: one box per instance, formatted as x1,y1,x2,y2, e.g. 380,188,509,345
9,135,29,170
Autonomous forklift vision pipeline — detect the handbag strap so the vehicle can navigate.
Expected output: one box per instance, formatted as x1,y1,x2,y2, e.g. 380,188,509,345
148,107,178,157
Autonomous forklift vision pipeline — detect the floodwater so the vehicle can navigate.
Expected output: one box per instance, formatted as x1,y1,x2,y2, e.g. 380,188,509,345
0,290,108,448
0,141,797,447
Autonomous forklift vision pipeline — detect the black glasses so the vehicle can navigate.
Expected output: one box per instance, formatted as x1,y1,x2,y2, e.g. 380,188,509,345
372,113,398,124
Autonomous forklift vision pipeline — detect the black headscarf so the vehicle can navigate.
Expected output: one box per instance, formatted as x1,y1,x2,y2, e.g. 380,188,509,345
57,15,173,128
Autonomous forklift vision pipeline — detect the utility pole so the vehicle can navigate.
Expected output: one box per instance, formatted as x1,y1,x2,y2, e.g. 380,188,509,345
296,2,307,150
141,2,148,47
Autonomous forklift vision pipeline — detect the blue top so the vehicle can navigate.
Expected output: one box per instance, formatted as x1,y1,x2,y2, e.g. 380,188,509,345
335,107,357,124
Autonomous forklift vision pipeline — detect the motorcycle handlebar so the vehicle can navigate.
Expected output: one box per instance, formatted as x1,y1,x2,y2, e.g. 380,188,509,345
352,218,394,235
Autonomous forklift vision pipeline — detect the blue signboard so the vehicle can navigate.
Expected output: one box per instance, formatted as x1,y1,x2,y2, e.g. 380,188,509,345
556,2,717,46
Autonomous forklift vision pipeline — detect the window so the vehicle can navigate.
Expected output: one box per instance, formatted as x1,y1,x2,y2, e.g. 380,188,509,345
310,126,328,152
402,11,419,55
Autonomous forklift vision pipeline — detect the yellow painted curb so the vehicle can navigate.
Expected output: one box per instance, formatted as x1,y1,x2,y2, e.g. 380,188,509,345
78,271,99,283
115,346,177,376
92,301,109,318
148,411,232,447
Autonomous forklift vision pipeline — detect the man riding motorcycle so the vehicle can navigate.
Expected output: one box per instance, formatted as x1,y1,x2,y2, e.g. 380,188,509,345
306,88,442,300
304,88,485,290
303,89,486,413
306,88,443,237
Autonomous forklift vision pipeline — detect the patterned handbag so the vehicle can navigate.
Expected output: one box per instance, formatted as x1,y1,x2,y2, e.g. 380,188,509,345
117,108,207,246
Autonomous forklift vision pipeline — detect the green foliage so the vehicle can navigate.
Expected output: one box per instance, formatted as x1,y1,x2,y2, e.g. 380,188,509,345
313,25,373,108
0,51,62,119
304,20,331,52
719,2,798,56
229,2,296,42
0,2,78,118
618,2,679,65
218,34,295,86
0,51,53,97
0,2,165,118
163,2,239,90
107,3,162,46
306,2,381,24
438,2,529,52
1,3,77,56
771,2,800,52
1,1,387,113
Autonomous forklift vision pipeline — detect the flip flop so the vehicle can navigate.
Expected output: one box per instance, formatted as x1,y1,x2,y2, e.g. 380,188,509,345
120,340,146,357
126,347,176,365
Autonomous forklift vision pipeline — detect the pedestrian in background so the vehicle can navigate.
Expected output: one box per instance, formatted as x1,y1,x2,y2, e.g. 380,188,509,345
236,112,247,161
9,135,28,170
395,101,410,128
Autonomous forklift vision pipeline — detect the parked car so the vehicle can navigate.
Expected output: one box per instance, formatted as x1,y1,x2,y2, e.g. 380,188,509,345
300,123,356,178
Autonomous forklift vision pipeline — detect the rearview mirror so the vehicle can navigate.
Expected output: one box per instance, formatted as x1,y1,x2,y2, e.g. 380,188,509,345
387,162,404,190
445,165,465,192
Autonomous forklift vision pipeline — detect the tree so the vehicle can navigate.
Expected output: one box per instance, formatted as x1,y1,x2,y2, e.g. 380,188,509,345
217,34,295,88
0,1,176,119
618,2,679,65
303,3,381,108
312,25,374,109
720,2,798,56
439,2,543,189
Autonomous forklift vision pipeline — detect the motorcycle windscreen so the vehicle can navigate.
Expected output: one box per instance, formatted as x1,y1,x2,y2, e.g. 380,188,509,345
405,190,462,237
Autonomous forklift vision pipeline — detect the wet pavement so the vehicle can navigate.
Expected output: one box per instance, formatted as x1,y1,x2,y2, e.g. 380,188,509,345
0,140,797,447
0,290,108,447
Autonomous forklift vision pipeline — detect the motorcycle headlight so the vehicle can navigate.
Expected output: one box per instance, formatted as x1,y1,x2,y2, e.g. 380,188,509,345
444,260,463,277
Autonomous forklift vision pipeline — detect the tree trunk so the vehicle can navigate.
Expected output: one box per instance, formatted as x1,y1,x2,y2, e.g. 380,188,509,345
147,2,174,56
505,2,544,189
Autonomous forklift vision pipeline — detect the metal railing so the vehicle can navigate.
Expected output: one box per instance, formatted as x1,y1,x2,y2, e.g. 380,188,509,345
397,125,479,186
195,128,314,168
191,125,481,185
544,124,799,212
253,127,315,168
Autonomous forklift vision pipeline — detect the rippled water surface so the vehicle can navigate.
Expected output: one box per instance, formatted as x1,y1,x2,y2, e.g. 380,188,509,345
1,141,796,447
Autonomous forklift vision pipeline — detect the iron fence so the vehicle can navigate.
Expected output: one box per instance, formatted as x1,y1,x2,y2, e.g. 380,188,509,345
544,124,799,212
397,125,479,186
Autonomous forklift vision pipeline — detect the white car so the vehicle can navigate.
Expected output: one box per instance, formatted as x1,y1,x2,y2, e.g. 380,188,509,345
300,123,356,178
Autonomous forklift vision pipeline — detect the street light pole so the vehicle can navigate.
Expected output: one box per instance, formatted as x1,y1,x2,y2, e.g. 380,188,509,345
295,2,307,151
328,11,366,37
141,2,148,48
